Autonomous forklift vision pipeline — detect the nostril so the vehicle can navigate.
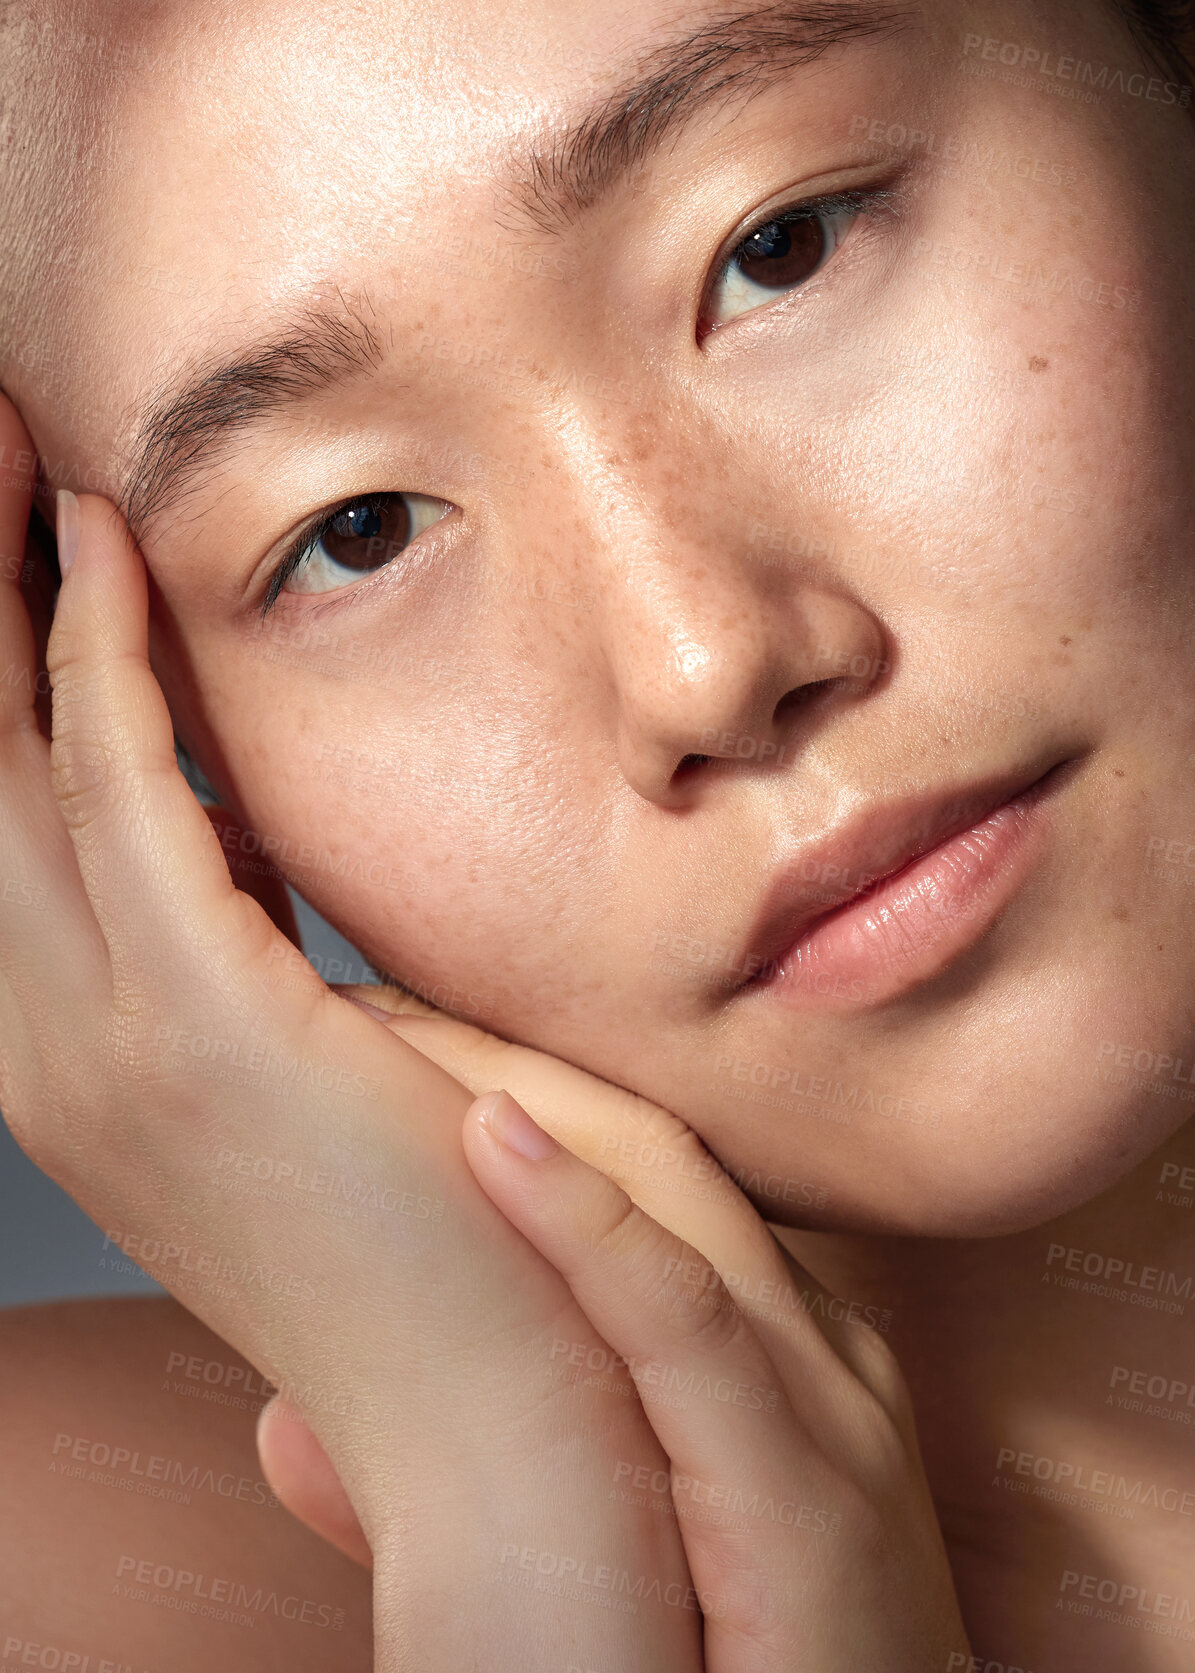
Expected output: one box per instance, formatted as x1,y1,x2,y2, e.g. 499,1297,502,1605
774,680,835,724
676,753,712,775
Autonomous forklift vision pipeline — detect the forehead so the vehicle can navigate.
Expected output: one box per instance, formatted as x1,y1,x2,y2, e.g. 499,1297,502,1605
67,0,589,335
61,0,917,316
39,0,916,480
33,0,656,475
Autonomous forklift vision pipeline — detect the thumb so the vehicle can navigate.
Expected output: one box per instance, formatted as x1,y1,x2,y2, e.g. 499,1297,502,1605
256,1395,372,1569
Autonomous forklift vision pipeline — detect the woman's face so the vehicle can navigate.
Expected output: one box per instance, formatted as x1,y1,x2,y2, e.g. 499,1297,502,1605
10,0,1195,1235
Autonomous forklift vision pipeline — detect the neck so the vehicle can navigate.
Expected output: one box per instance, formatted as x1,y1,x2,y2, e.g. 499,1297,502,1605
774,1114,1195,1669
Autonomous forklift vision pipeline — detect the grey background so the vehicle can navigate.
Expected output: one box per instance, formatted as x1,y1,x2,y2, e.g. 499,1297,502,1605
0,887,368,1309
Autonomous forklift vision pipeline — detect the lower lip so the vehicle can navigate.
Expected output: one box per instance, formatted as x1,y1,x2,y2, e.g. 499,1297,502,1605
753,777,1059,1015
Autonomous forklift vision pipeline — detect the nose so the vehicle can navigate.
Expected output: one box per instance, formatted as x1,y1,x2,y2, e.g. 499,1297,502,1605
604,553,887,806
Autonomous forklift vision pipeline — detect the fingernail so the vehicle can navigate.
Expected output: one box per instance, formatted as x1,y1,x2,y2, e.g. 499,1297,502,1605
56,489,80,577
478,1090,559,1161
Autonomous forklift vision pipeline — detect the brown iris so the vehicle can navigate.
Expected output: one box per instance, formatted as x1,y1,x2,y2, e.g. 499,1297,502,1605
735,213,828,290
320,496,412,574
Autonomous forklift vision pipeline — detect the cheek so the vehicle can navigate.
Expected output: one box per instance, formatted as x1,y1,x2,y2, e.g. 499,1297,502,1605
792,255,1189,743
196,655,617,1028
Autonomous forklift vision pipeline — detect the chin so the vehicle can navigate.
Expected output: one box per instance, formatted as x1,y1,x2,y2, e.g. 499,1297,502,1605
708,917,1195,1238
734,1077,1190,1240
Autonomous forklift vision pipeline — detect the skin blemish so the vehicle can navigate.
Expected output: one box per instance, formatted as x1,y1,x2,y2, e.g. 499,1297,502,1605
1029,356,1049,373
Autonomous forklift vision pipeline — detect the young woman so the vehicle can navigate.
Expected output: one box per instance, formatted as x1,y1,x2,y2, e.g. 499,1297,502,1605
0,0,1192,1666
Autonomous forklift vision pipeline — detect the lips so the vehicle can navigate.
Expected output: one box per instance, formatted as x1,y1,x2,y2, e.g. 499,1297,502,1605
737,759,1070,1010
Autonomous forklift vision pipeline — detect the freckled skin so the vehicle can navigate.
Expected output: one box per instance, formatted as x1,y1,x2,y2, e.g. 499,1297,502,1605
4,3,1195,1667
4,0,1195,1246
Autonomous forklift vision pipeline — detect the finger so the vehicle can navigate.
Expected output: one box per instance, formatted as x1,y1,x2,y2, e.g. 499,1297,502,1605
464,1089,797,1459
257,1395,373,1570
0,412,109,1023
45,493,299,987
334,981,443,1021
460,1077,881,1451
340,991,868,1384
338,990,752,1231
463,1090,846,1665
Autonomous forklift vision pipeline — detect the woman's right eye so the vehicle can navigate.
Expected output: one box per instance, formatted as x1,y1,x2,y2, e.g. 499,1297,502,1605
264,490,450,612
700,185,894,333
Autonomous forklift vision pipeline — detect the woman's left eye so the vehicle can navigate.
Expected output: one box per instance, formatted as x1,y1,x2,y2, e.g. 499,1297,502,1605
263,490,449,612
704,191,875,328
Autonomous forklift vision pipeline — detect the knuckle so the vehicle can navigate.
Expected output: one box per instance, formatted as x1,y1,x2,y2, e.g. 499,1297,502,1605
839,1385,915,1492
218,886,297,975
45,661,104,734
99,1000,169,1087
830,1469,890,1550
634,1100,708,1162
0,1068,50,1167
449,1031,522,1093
599,1095,729,1194
843,1322,918,1429
469,1030,521,1074
49,733,131,830
587,1187,649,1266
44,617,88,683
687,1559,790,1653
2,1040,102,1180
674,1279,755,1355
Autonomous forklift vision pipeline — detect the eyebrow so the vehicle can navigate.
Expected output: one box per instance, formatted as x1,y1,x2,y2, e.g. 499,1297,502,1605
512,2,912,232
120,2,910,542
121,296,384,543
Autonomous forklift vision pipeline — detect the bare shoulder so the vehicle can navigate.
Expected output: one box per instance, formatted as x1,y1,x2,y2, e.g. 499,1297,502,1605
0,1295,372,1671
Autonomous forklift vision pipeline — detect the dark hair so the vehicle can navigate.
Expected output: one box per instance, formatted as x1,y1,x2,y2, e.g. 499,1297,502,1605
1116,0,1195,85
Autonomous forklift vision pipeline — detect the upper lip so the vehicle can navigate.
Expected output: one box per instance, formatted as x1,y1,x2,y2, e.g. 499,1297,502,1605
739,760,1062,984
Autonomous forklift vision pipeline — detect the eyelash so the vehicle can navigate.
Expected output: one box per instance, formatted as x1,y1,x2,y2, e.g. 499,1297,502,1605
703,182,899,330
258,181,899,618
259,494,394,619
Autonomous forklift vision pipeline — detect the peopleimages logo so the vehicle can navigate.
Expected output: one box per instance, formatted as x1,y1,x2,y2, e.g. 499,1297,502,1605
548,1337,781,1409
911,237,1141,312
113,1554,345,1630
1109,1363,1195,1415
1045,1242,1193,1295
946,1658,1037,1673
99,1231,333,1304
961,33,1191,106
1098,1039,1195,1083
994,1445,1195,1517
495,1543,726,1618
713,1054,936,1125
51,1431,277,1509
156,1027,382,1102
1059,1568,1195,1623
1043,1242,1191,1314
611,1459,842,1533
2,1638,144,1673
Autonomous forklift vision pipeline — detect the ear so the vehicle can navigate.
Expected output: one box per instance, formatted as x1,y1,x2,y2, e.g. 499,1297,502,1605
256,1395,373,1569
200,803,303,946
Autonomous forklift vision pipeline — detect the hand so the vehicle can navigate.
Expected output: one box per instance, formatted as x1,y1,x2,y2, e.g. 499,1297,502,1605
330,996,974,1668
0,396,705,1669
466,1087,974,1670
